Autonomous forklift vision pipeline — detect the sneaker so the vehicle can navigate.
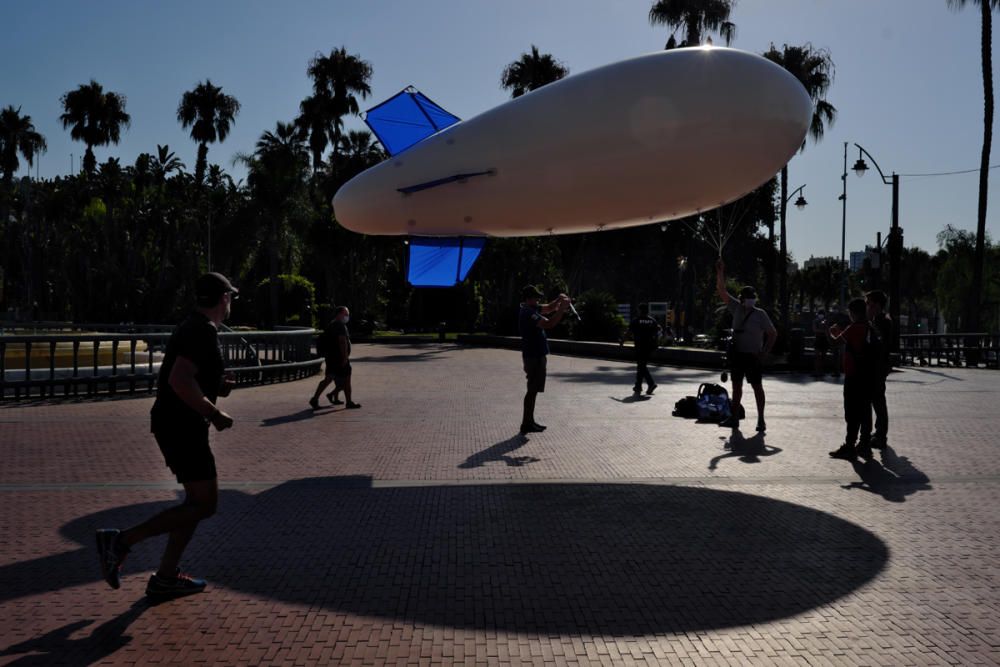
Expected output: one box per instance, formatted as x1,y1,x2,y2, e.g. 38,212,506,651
871,434,887,450
718,416,740,428
96,529,129,590
632,386,642,394
856,443,874,461
829,444,856,460
346,402,362,409
145,570,207,599
756,419,766,433
308,397,320,410
520,423,545,434
646,384,657,395
530,421,547,431
326,392,344,405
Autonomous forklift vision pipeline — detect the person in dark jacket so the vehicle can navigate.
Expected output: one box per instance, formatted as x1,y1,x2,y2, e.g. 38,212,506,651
865,290,892,449
629,303,662,394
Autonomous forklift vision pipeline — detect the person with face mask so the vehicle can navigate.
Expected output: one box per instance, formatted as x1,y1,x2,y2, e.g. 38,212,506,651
310,306,361,411
715,259,777,432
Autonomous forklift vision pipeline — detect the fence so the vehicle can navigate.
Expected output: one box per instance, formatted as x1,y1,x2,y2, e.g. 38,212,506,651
899,333,1000,369
0,327,322,400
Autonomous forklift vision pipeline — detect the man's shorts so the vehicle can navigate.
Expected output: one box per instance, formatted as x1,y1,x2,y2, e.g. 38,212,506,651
730,352,763,386
523,355,547,393
154,427,217,484
325,360,352,380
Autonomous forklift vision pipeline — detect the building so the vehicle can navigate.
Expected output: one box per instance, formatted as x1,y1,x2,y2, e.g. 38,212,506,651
803,256,845,271
849,247,881,272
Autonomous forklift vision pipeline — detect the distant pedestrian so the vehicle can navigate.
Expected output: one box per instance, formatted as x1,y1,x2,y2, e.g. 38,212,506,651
812,310,830,376
865,290,892,449
715,259,777,433
828,298,881,461
518,285,570,433
96,272,238,599
310,306,360,410
629,303,662,394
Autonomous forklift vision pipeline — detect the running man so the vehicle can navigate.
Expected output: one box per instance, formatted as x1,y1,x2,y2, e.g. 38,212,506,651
96,272,237,599
310,306,360,410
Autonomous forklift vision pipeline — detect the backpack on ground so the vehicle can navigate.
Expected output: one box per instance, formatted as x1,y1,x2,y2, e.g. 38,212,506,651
696,383,731,422
673,395,700,418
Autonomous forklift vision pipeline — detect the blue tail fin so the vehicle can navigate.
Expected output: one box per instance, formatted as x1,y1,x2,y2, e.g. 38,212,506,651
365,88,460,156
406,237,485,287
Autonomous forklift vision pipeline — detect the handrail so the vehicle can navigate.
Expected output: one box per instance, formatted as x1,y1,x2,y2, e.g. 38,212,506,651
1,327,322,400
898,332,999,369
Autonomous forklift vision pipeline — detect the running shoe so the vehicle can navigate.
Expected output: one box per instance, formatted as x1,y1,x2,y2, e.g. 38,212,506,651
96,529,129,590
145,569,207,599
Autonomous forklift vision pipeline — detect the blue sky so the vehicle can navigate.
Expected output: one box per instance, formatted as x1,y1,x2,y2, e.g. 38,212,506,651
2,0,997,265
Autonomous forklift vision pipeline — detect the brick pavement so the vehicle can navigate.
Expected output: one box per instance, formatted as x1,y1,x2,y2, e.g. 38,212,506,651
0,343,998,665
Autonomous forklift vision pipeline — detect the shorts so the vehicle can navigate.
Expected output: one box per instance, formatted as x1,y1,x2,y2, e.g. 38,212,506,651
325,360,352,379
523,355,547,393
154,427,217,484
730,352,763,386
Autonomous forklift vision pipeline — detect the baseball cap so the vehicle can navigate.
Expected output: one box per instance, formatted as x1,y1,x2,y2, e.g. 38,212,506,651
521,284,545,299
196,272,239,304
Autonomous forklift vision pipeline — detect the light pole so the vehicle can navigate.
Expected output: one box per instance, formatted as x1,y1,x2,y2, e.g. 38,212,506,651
779,183,807,331
839,142,848,309
852,142,902,354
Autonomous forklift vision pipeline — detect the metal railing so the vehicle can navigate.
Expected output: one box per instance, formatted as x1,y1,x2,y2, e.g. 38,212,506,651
899,333,999,369
0,327,322,400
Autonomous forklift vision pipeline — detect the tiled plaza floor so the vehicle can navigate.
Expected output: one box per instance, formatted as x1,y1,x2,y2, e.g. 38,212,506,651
1,344,998,665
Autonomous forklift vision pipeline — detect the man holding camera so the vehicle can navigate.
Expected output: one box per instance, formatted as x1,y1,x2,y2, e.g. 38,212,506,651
96,272,237,599
715,259,777,433
518,285,570,434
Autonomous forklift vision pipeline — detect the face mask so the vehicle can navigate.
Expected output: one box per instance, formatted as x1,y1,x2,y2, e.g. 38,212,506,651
743,298,756,308
342,316,350,324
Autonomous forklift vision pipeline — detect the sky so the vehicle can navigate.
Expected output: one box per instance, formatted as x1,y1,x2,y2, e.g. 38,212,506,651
3,0,998,265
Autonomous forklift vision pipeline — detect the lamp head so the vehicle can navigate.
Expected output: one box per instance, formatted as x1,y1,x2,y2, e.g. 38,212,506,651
853,157,869,177
794,195,808,210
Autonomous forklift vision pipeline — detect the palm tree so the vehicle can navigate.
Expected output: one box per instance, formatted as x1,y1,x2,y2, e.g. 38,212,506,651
296,93,339,172
241,121,310,324
0,106,47,187
305,47,373,161
763,43,836,333
177,80,241,185
152,144,185,183
60,80,131,176
648,0,737,49
948,0,999,333
500,46,569,98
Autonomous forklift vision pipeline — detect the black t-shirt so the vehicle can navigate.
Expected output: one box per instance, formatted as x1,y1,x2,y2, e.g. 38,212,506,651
519,304,549,358
324,320,351,364
630,315,660,351
870,313,892,376
151,311,225,432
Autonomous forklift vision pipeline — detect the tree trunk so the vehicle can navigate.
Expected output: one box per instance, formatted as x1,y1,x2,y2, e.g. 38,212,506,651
269,215,280,326
83,146,96,176
195,143,209,186
968,0,993,333
765,218,775,311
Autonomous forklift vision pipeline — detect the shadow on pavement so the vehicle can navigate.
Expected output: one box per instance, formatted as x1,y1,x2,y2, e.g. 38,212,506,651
709,428,783,470
260,407,336,426
610,394,652,403
0,477,888,639
551,366,689,386
458,434,539,468
0,599,150,666
842,445,932,502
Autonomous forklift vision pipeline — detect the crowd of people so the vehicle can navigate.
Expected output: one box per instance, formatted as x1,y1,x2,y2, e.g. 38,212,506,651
95,267,894,600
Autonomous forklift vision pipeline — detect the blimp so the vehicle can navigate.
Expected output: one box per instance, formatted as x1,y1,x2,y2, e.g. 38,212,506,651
333,46,812,286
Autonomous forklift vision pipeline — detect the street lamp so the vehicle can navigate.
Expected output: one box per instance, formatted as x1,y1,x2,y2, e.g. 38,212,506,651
852,142,902,354
778,184,807,332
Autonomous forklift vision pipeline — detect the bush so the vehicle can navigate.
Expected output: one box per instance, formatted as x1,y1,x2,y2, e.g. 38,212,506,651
256,274,316,327
572,290,626,342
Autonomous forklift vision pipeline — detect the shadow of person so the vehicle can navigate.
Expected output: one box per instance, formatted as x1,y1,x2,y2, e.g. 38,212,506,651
260,407,334,427
0,600,150,666
610,394,652,403
1,477,889,637
709,428,783,470
842,446,931,502
458,434,539,468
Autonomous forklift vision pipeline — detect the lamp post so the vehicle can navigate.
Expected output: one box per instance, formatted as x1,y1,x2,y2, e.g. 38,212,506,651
779,183,807,331
839,142,848,309
851,142,902,354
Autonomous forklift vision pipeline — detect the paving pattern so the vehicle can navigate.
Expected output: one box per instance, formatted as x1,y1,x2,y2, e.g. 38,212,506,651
0,343,998,665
